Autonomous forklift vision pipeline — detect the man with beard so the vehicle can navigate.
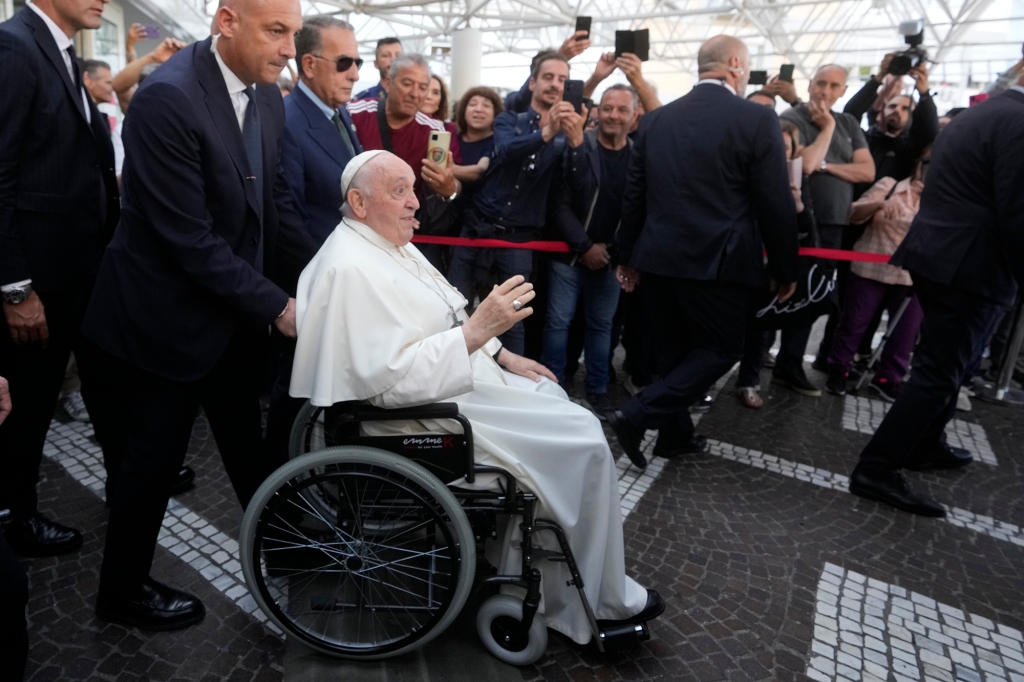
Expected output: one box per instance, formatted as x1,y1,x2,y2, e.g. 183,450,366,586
843,57,938,197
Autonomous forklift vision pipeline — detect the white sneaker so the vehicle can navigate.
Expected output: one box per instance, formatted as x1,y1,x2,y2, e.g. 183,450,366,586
956,386,972,412
61,391,91,422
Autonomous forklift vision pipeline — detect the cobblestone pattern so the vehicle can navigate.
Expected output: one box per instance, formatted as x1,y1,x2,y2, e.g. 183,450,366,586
842,395,998,467
23,415,285,682
808,562,1024,682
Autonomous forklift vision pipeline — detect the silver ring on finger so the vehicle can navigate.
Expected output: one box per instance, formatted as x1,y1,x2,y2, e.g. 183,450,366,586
512,299,523,312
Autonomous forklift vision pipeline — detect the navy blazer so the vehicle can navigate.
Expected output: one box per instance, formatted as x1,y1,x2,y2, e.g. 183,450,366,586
0,8,120,292
83,38,317,381
892,89,1024,306
617,83,800,287
281,84,362,246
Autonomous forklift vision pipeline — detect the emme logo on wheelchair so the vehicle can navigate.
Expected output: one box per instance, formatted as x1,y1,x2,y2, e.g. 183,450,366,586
238,400,657,667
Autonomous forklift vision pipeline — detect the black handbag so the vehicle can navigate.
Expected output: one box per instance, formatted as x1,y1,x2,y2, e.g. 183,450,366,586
752,220,839,331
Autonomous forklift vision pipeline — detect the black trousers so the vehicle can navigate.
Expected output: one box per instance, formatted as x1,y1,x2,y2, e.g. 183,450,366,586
858,277,1005,474
621,276,751,440
0,529,28,682
0,280,93,517
82,330,285,597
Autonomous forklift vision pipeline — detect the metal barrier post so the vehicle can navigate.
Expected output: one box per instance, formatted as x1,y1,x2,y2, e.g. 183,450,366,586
975,302,1024,407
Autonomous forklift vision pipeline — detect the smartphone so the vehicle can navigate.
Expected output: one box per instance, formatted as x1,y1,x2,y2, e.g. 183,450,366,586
779,64,795,83
615,29,650,61
427,131,451,168
749,70,768,86
143,25,160,39
575,16,591,40
788,157,803,190
564,79,585,115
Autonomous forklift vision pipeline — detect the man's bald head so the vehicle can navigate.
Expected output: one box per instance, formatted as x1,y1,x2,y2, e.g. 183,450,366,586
214,0,300,86
696,35,750,93
344,152,421,246
697,35,748,76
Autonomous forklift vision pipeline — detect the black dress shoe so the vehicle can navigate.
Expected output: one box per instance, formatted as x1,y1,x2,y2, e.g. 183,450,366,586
608,410,646,469
169,466,196,496
3,512,83,557
598,589,666,627
849,468,945,517
653,435,708,459
905,444,973,472
96,578,205,631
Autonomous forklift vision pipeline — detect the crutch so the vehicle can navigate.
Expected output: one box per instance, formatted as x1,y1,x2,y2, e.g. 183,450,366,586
854,293,913,392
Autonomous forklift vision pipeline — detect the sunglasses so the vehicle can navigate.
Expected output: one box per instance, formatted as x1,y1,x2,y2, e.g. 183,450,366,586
311,54,364,72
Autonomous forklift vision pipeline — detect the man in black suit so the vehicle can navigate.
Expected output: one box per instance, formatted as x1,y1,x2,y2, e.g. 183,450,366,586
849,83,1024,517
80,0,316,630
609,35,801,469
0,0,120,557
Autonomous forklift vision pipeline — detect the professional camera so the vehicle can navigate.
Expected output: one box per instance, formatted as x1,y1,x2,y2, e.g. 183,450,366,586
888,20,928,76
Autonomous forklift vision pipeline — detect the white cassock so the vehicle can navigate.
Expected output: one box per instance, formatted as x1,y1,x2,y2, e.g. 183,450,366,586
290,218,647,644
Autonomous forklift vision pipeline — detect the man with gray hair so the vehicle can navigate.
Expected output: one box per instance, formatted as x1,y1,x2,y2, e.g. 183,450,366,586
780,64,875,394
347,53,459,245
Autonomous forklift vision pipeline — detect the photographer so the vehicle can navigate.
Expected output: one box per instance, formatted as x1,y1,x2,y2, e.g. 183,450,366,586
843,54,938,193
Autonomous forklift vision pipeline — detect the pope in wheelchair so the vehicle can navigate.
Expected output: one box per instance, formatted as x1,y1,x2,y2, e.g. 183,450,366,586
239,151,664,665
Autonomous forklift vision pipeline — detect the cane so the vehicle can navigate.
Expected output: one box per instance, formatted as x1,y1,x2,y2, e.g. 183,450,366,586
854,293,913,392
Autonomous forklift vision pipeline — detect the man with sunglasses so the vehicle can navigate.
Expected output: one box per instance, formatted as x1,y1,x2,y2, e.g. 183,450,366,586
281,16,363,246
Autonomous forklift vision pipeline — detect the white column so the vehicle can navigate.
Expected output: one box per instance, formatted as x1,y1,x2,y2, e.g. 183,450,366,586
450,28,483,105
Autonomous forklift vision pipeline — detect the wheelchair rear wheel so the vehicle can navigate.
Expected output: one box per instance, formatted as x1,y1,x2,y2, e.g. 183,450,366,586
240,446,476,659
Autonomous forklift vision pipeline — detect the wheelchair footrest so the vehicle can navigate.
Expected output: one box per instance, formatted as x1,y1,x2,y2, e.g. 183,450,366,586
598,622,650,653
520,547,567,563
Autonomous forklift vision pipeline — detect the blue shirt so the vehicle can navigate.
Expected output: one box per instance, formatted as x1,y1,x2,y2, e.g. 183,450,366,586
468,107,582,235
297,80,336,119
354,83,387,101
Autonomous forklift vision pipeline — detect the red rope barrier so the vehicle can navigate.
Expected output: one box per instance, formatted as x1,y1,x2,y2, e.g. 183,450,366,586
410,236,895,263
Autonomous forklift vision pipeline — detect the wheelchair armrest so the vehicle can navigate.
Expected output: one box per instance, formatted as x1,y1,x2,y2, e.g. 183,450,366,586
351,402,461,421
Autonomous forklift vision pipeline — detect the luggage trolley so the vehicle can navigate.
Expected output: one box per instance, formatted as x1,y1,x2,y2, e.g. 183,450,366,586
239,400,651,665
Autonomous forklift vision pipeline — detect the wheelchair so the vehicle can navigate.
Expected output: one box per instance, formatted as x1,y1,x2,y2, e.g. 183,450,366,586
239,400,651,666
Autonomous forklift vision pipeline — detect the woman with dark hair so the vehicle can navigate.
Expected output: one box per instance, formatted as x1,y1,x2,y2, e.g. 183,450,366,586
453,85,504,186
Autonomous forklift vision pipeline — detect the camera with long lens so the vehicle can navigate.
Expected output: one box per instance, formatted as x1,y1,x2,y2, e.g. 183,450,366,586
889,19,928,76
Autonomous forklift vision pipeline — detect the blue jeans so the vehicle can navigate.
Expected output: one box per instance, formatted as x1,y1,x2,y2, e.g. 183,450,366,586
541,261,620,394
447,245,534,355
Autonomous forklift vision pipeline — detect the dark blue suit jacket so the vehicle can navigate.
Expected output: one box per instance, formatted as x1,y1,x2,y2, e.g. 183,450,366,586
617,83,800,287
0,8,120,292
281,85,362,246
892,89,1024,306
83,37,316,381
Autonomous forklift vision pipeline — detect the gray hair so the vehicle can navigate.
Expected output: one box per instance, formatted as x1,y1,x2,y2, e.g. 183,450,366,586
82,59,111,79
388,53,431,81
814,63,849,80
295,16,356,78
601,84,638,108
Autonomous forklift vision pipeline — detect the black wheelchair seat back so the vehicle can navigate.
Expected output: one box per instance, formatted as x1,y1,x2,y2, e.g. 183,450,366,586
319,402,475,485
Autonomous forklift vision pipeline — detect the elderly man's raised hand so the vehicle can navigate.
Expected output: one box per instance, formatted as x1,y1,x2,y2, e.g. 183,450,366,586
462,275,534,355
422,151,457,197
559,31,591,60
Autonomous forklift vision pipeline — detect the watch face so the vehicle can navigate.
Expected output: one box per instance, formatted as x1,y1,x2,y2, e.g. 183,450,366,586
4,289,28,305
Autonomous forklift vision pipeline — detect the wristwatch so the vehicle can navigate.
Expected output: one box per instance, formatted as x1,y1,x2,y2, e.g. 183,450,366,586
2,282,32,305
820,160,828,172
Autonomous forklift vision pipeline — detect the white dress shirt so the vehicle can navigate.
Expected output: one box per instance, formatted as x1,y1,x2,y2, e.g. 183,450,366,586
1012,84,1024,96
696,78,738,96
212,37,250,131
26,1,90,124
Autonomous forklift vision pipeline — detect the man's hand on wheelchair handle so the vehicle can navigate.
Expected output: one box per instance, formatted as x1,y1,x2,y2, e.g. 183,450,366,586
462,275,534,355
495,349,557,383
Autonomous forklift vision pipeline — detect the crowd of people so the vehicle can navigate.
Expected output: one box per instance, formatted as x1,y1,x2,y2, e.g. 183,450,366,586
1,0,1022,676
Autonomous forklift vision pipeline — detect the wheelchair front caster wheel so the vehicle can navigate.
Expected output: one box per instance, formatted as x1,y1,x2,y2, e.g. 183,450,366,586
476,594,548,666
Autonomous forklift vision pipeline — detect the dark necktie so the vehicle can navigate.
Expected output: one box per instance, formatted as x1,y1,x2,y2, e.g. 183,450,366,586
242,87,264,273
332,111,356,158
66,44,82,92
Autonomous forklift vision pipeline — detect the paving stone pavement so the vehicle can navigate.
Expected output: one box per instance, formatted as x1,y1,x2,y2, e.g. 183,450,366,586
16,356,1024,681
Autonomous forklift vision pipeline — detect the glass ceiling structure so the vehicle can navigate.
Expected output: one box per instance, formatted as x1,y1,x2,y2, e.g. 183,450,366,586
165,0,1024,105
